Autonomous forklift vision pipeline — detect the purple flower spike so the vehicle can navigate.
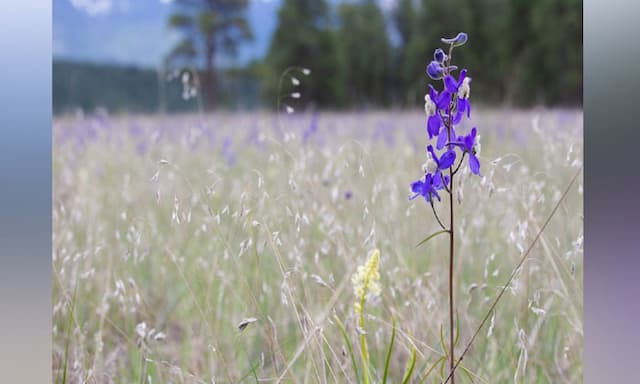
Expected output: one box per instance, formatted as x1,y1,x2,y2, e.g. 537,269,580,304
410,32,480,208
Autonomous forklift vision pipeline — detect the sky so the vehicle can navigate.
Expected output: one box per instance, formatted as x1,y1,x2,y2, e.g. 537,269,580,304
53,0,398,68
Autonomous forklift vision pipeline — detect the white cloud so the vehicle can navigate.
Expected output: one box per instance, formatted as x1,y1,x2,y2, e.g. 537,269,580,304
68,0,113,16
52,38,67,55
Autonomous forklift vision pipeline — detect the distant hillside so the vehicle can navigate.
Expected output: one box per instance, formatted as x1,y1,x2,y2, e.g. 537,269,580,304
53,60,260,115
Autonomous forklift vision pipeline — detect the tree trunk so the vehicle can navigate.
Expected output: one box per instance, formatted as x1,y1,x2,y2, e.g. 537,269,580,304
204,39,216,110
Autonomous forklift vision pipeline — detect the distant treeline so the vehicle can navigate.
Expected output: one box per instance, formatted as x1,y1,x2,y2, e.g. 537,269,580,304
54,0,581,114
53,60,259,115
260,0,582,109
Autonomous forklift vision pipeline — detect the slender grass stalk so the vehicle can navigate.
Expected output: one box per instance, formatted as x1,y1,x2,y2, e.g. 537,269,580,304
359,295,370,384
138,351,147,384
59,283,78,384
382,318,396,384
401,341,417,384
335,315,361,384
418,356,446,384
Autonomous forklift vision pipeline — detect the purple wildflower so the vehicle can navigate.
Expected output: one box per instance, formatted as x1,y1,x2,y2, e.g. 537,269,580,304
451,127,481,175
425,144,456,172
426,60,445,80
437,124,457,150
425,85,450,138
444,70,472,124
410,172,449,202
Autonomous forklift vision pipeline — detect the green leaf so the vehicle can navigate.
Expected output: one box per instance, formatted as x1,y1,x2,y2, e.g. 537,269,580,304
439,324,448,355
416,230,448,248
460,364,475,383
334,315,361,384
454,310,460,347
401,341,417,384
382,318,396,384
418,356,446,384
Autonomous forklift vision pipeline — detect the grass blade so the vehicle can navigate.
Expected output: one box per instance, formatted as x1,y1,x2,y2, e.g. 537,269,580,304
382,318,397,384
416,230,449,248
418,356,446,384
335,315,361,384
60,283,78,384
401,341,417,384
439,324,448,356
460,365,475,383
454,310,460,347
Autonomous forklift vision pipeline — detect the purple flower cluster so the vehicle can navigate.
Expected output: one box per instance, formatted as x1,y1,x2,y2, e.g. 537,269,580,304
410,32,481,204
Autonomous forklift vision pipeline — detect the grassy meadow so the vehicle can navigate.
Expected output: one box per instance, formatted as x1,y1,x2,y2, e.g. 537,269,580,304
52,109,583,383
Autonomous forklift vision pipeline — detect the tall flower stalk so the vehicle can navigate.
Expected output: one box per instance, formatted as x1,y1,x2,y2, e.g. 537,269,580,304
410,32,480,384
352,249,381,384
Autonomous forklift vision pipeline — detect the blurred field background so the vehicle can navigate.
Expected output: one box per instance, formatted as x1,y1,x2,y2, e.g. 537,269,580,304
53,0,582,383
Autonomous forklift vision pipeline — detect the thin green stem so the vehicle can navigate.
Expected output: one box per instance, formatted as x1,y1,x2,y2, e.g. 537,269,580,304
359,296,370,384
452,152,467,176
276,66,307,130
447,137,455,384
430,200,447,231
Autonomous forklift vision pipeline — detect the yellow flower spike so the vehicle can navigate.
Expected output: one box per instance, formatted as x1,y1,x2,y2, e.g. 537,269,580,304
352,249,381,314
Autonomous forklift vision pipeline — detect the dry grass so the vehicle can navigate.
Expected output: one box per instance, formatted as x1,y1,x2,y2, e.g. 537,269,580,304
52,109,583,383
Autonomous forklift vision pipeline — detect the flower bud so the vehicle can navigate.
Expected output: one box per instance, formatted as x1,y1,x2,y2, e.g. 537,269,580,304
426,61,444,80
441,32,468,47
458,77,472,99
422,152,438,174
434,48,446,63
423,158,438,174
424,94,436,116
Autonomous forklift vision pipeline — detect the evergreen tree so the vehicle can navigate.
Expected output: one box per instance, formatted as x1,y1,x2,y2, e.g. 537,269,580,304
337,0,392,107
263,0,343,109
167,0,252,110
